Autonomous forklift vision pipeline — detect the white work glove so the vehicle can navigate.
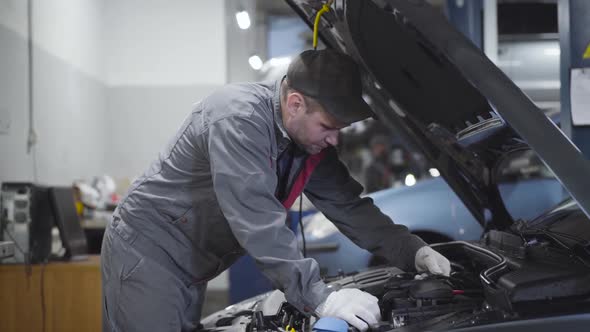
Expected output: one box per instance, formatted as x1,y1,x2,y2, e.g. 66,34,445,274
414,246,451,276
316,288,380,331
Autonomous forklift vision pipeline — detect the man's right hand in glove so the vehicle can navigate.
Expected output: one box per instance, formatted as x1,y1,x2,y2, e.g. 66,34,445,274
316,288,380,331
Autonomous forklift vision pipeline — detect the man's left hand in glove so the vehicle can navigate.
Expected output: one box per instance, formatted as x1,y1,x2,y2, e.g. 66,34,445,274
414,246,451,276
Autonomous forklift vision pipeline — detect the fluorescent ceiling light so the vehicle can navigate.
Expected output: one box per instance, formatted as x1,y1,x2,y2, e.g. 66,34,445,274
429,168,440,177
249,55,263,70
404,173,417,187
236,10,251,30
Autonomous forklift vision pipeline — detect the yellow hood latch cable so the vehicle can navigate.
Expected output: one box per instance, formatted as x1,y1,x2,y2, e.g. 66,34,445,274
313,0,334,50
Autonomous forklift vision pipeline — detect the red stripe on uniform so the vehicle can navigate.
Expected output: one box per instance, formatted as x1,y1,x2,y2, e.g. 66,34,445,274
281,150,327,209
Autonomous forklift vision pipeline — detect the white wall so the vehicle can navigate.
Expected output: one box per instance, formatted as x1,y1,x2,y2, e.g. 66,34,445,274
0,0,106,185
1,0,230,290
104,0,225,86
0,0,31,181
102,0,226,179
34,0,104,80
1,0,228,184
33,0,106,185
101,0,228,289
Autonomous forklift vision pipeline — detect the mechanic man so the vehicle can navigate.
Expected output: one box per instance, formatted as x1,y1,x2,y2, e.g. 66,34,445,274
101,49,451,332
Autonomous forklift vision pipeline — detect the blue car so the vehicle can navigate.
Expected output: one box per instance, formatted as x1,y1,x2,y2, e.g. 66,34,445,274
301,166,568,276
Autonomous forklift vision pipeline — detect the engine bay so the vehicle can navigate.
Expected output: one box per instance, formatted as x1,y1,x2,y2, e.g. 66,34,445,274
200,232,590,332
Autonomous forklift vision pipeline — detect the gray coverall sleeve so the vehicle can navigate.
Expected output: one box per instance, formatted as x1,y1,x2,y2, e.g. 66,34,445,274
207,115,331,312
305,148,427,271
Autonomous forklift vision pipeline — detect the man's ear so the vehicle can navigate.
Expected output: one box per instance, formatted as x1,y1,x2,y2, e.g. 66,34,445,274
285,92,305,117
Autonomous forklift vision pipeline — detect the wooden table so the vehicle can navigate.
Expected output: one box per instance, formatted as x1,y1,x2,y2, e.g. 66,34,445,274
0,255,102,332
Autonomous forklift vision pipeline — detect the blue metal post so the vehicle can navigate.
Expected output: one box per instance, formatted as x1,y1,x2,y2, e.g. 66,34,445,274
446,0,483,49
559,0,590,158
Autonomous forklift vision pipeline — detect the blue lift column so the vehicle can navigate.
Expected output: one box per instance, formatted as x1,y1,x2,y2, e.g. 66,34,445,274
559,0,590,157
446,0,483,49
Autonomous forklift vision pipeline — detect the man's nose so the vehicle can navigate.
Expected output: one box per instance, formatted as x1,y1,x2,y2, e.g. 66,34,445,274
326,132,339,147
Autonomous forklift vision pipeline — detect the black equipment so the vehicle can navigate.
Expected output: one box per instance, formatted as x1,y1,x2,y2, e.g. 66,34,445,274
0,182,88,263
49,186,88,259
0,183,53,263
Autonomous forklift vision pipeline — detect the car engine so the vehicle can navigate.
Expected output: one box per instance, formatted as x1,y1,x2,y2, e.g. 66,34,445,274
200,234,590,332
200,262,488,332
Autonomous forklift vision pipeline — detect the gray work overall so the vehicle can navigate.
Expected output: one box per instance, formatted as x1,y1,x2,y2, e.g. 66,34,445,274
100,80,425,332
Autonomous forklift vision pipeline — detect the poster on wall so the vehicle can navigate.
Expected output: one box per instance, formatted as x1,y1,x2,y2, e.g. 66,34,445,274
571,68,590,126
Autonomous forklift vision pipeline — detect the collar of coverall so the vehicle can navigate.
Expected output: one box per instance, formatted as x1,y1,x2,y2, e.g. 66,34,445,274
273,77,292,154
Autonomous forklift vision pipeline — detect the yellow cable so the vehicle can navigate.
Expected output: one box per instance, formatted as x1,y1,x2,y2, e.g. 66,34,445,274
313,0,334,49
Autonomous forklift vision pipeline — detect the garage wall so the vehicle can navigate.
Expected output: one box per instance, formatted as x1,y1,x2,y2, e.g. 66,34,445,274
1,0,229,184
101,0,229,290
102,0,226,180
1,0,231,290
0,0,31,182
0,0,106,185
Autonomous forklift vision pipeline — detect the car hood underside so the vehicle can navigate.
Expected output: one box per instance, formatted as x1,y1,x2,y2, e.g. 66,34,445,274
285,0,590,229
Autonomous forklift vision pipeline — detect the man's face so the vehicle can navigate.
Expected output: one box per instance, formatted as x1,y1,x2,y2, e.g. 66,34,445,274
284,93,347,155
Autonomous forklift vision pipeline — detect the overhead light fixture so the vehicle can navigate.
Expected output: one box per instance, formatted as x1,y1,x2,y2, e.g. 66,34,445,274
249,55,263,70
404,174,417,187
429,168,440,177
236,10,251,30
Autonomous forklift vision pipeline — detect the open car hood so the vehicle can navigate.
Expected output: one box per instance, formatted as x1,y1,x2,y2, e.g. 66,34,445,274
285,0,590,229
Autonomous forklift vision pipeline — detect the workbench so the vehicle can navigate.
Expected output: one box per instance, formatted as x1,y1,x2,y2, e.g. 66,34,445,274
0,255,102,332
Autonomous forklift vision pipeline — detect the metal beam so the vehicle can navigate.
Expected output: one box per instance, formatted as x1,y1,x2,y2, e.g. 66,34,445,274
446,0,484,49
